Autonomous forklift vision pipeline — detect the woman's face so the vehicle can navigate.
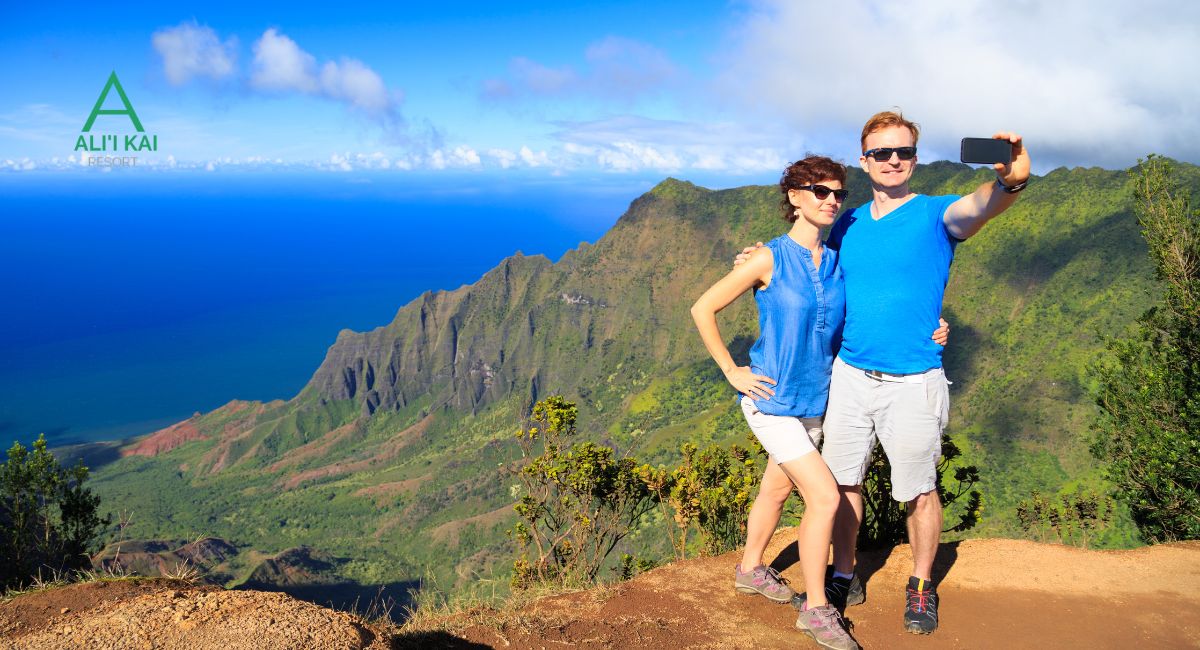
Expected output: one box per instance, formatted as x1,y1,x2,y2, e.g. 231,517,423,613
787,178,845,228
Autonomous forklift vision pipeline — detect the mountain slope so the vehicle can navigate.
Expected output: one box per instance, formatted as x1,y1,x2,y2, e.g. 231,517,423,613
83,161,1198,598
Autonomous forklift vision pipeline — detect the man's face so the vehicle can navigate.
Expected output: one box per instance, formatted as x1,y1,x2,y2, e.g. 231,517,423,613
860,125,917,189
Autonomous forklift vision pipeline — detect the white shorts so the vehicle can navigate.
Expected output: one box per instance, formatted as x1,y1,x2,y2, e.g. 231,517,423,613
821,356,949,502
740,398,823,464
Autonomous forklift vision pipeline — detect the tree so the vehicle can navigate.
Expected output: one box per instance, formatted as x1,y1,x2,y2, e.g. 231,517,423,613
508,396,657,588
1091,155,1200,542
0,435,111,590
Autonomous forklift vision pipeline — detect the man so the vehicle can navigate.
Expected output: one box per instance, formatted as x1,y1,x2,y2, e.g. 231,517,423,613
740,111,1030,635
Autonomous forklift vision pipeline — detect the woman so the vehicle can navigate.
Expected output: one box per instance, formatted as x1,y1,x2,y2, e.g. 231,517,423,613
690,156,947,649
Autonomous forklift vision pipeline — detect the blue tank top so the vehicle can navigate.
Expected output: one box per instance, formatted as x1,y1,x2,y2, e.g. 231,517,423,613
745,234,846,417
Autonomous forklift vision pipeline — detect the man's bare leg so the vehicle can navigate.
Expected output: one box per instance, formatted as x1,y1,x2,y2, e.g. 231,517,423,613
832,485,863,575
906,489,942,581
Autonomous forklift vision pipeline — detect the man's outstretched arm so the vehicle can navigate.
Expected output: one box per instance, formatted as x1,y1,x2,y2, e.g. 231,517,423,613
943,132,1031,240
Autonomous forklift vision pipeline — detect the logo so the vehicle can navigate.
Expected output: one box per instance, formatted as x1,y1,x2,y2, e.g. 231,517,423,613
75,72,159,165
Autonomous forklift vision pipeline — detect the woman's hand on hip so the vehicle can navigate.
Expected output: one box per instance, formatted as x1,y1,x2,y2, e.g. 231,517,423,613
724,366,776,400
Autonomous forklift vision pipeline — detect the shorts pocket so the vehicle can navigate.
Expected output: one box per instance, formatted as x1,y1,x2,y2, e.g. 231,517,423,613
924,374,950,431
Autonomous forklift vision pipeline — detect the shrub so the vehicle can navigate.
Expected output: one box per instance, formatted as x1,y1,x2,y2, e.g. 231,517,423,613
508,396,657,588
857,437,981,550
1090,155,1200,542
0,434,111,590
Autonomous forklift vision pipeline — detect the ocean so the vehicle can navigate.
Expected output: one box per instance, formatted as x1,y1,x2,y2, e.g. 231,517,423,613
0,171,645,447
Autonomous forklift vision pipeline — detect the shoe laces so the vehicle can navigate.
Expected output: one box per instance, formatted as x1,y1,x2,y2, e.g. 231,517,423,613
758,565,788,586
907,585,934,613
814,604,852,631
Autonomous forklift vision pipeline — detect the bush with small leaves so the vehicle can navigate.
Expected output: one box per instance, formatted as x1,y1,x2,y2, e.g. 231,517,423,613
1,434,111,590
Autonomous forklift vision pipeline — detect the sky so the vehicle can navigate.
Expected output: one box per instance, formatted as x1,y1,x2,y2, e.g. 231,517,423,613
1,0,1199,183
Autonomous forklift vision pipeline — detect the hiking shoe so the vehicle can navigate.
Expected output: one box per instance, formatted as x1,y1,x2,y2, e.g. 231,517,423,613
795,603,861,650
734,564,795,603
791,571,865,611
826,572,865,609
904,576,939,635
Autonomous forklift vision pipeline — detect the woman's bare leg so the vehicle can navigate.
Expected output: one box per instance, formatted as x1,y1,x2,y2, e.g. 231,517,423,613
777,451,840,608
740,460,793,569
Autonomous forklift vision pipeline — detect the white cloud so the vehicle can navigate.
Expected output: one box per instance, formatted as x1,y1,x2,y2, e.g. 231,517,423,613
152,22,237,86
428,145,482,170
247,29,401,125
518,146,550,167
147,26,402,130
553,115,789,173
488,148,518,168
250,28,319,93
719,0,1200,168
319,58,394,116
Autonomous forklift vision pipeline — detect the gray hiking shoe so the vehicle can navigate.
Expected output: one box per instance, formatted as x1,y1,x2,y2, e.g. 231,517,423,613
734,564,795,603
795,603,861,650
791,572,865,611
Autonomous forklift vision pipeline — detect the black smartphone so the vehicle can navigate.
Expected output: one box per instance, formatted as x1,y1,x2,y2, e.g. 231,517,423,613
960,137,1012,165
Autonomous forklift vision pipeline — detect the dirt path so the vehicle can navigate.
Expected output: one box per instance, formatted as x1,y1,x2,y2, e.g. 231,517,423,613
454,536,1200,649
3,536,1198,649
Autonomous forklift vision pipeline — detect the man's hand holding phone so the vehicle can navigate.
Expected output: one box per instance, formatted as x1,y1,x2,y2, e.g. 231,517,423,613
961,133,1030,188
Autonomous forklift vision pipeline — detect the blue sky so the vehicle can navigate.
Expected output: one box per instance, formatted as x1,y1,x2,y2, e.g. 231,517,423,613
2,0,1198,182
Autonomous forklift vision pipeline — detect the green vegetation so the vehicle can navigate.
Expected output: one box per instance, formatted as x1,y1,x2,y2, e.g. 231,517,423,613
643,441,761,557
509,396,655,587
1090,156,1200,542
857,438,981,550
1,435,110,591
72,161,1200,608
1015,488,1115,548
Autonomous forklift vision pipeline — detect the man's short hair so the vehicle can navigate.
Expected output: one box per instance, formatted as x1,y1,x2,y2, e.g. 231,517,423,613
860,111,920,152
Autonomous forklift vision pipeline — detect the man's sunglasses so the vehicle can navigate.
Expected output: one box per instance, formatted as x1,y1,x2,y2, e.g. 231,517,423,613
863,146,917,162
798,184,849,201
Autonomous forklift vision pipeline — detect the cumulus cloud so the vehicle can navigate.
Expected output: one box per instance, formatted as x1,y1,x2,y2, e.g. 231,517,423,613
428,146,482,169
487,148,518,168
249,28,318,93
248,29,399,122
482,36,678,102
718,0,1200,168
553,115,789,173
152,22,237,85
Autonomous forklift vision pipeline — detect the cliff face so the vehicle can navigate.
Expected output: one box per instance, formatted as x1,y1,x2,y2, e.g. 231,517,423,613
303,178,770,419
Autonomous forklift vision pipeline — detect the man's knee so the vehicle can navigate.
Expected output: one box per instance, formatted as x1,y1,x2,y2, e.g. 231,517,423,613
905,488,941,514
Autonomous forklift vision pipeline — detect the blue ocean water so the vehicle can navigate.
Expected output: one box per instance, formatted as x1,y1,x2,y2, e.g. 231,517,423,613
0,171,644,447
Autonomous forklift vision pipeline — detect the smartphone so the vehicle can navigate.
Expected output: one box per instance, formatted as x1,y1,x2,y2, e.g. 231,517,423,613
960,137,1012,165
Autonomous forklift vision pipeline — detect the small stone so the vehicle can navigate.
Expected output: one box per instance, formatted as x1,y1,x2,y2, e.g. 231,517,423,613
60,607,70,614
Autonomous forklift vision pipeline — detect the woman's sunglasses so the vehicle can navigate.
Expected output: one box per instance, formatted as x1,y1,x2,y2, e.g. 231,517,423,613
863,146,917,162
798,184,849,201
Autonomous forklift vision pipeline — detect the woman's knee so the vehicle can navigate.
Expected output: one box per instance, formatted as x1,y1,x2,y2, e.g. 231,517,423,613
804,482,841,514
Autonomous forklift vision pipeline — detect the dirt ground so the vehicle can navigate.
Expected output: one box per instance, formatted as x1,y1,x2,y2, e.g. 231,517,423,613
0,579,390,650
451,536,1200,649
3,535,1199,649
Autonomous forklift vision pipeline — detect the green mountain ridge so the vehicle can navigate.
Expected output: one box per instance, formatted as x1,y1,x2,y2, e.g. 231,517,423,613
79,161,1196,601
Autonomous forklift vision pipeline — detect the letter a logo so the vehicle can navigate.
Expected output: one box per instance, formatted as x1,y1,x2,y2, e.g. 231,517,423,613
82,72,144,133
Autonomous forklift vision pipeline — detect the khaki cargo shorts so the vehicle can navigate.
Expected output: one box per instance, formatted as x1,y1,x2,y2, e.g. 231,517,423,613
821,356,949,502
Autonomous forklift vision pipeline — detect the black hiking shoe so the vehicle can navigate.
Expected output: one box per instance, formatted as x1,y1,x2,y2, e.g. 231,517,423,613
791,570,865,612
827,572,865,609
904,576,939,635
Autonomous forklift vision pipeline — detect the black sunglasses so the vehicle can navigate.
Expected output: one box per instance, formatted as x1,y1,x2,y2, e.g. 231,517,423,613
797,184,849,201
863,146,917,162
